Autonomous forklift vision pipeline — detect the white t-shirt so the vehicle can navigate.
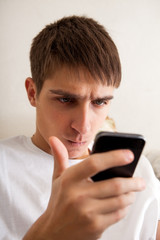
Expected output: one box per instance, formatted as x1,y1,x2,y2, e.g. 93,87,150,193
0,135,160,240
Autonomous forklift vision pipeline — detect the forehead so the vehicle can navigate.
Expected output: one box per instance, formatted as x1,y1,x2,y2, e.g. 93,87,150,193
43,66,115,96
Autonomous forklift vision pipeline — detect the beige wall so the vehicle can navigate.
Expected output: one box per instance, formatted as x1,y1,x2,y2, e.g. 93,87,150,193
0,0,160,151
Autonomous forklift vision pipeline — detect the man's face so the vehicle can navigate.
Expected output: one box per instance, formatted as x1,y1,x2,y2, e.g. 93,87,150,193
28,66,115,159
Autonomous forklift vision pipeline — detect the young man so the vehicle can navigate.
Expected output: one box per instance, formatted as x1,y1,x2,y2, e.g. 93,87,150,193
0,16,160,240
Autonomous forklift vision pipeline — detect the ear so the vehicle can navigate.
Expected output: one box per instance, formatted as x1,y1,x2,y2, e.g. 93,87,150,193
25,77,37,107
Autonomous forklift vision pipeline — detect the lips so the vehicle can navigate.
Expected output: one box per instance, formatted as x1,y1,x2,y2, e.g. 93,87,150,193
67,140,87,146
63,136,89,147
63,138,90,158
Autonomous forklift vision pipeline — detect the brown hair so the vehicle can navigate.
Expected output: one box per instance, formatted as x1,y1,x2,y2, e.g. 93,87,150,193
30,15,121,95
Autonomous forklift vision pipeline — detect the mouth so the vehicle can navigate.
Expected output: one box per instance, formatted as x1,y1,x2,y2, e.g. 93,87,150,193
67,139,87,147
63,138,90,159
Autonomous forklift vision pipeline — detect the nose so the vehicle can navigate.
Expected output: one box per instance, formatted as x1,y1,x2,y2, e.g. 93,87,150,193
71,104,91,135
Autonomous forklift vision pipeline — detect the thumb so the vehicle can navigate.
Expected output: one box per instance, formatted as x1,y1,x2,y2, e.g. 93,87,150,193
49,136,69,180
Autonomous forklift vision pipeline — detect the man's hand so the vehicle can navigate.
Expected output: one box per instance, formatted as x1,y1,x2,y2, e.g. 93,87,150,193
23,136,145,240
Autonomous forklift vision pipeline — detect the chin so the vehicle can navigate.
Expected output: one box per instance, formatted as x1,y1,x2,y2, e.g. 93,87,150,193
68,149,88,159
68,152,81,159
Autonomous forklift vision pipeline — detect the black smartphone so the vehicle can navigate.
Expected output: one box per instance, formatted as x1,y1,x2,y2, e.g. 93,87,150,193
91,131,145,181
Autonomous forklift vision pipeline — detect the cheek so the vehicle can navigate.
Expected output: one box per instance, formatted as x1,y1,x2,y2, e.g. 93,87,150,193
91,113,108,132
37,104,70,130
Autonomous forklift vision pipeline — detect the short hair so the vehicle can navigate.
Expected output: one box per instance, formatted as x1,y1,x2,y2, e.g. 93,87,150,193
30,15,121,95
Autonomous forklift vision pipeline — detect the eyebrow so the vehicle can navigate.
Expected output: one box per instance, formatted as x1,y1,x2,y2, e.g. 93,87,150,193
49,89,114,100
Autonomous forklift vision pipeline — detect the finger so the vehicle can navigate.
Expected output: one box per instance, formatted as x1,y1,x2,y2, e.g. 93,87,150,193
67,149,134,181
80,204,131,236
49,136,69,180
87,177,145,199
85,191,135,216
91,206,130,233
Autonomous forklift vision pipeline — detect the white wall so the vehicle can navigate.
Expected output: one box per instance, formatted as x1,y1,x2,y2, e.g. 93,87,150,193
0,0,160,151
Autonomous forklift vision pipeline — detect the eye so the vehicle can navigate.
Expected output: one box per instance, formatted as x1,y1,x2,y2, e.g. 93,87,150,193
93,99,108,106
58,97,74,103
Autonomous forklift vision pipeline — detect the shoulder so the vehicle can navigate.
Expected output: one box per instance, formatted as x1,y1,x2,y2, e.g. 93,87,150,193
135,155,159,179
135,155,160,195
0,135,27,145
0,135,31,163
0,135,53,164
0,135,28,151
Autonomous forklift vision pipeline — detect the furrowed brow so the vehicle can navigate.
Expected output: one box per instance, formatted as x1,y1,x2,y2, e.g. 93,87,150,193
49,89,114,100
95,96,114,101
49,89,81,99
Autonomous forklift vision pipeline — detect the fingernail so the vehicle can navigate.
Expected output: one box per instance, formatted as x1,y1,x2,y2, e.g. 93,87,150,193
123,150,134,162
140,179,146,189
